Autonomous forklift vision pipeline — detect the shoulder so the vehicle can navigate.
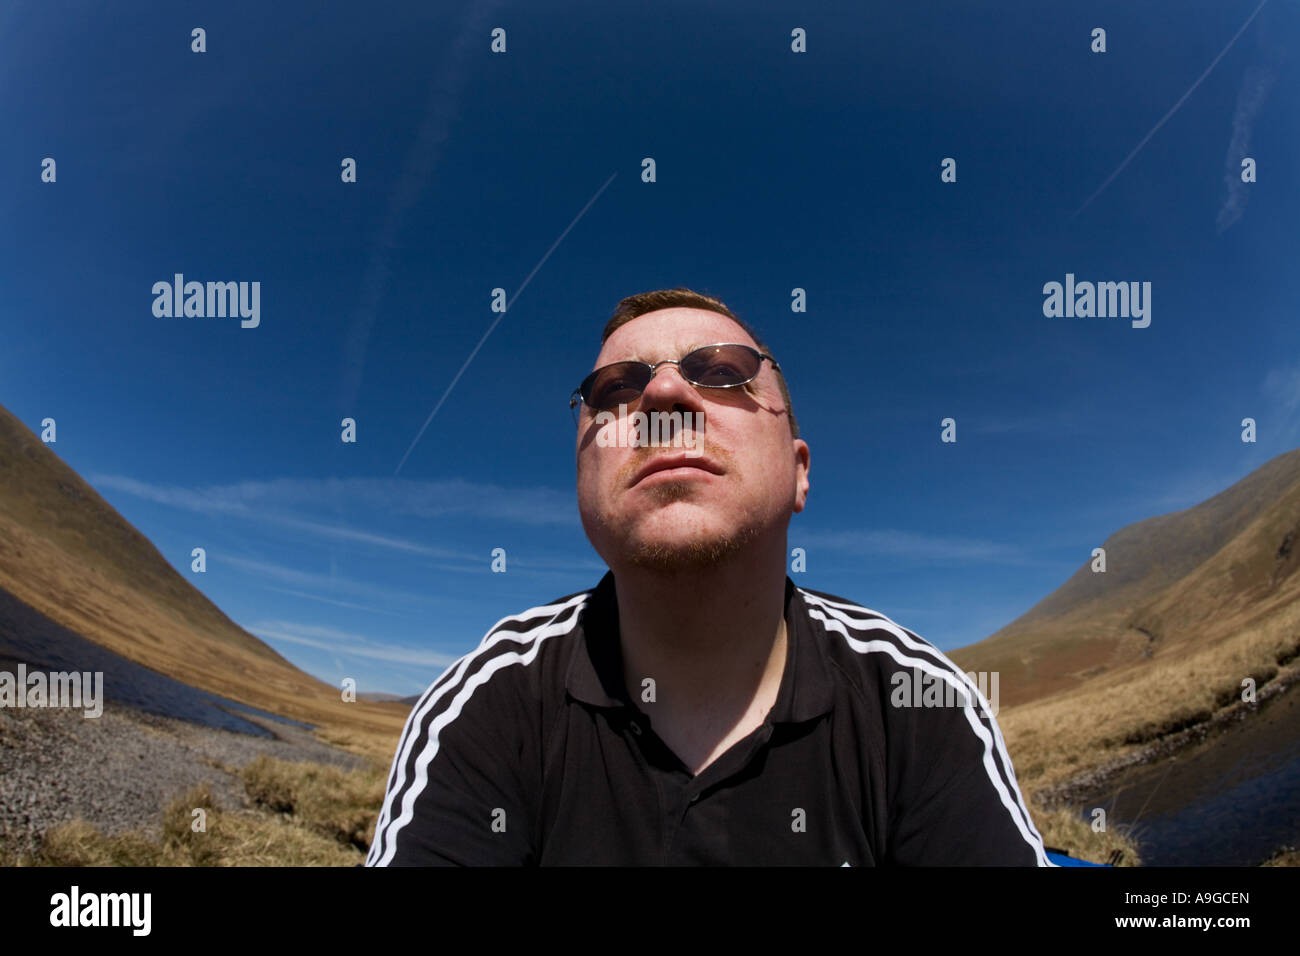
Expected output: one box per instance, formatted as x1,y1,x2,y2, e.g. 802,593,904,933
791,582,998,725
407,585,594,728
793,583,967,685
793,584,1052,865
369,587,596,866
423,582,592,702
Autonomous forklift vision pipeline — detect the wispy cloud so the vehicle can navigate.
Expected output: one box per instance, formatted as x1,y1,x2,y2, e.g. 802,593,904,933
1263,363,1300,443
221,554,447,607
266,513,472,556
89,473,469,557
246,620,461,670
1217,66,1279,231
1071,0,1269,219
261,585,410,618
89,473,578,535
969,414,1079,438
421,559,604,576
1263,364,1300,414
340,0,509,413
797,528,1028,564
331,477,577,525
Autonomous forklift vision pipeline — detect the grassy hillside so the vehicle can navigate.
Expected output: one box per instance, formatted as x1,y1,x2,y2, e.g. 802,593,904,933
0,403,406,763
952,446,1300,801
952,446,1300,708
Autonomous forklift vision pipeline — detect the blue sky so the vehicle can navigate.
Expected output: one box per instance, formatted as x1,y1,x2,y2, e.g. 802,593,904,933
3,0,1298,695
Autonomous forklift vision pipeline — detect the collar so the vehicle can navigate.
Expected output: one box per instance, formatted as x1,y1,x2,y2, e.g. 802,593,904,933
565,571,836,724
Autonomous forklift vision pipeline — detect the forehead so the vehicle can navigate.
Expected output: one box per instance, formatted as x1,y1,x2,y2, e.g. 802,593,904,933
594,308,758,366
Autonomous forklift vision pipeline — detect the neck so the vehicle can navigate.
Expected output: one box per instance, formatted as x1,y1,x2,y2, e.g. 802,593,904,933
611,543,790,722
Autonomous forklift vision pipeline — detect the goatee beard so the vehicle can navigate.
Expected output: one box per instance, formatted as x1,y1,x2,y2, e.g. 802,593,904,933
624,481,761,572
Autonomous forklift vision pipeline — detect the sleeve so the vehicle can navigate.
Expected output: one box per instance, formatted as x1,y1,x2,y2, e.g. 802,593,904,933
366,660,537,866
882,666,1051,866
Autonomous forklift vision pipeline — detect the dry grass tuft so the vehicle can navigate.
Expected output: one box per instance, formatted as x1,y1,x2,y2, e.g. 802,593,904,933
1028,804,1141,866
9,758,386,866
240,755,387,851
1261,846,1299,867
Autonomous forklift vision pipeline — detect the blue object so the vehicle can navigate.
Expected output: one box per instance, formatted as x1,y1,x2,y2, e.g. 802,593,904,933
1046,850,1110,867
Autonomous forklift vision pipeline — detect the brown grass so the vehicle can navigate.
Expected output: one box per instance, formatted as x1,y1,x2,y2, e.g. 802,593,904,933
1029,805,1141,866
239,755,387,851
996,597,1300,867
1000,600,1300,797
4,757,387,867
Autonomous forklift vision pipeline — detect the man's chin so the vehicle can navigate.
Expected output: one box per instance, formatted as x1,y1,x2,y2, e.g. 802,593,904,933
623,525,760,574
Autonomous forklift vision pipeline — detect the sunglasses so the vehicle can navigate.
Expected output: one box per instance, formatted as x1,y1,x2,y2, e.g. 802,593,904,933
570,342,780,423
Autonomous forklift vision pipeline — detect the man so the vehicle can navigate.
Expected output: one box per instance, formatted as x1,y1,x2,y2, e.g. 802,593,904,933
367,287,1052,866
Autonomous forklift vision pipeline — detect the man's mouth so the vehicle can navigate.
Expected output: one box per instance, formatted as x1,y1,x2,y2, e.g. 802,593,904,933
629,454,724,488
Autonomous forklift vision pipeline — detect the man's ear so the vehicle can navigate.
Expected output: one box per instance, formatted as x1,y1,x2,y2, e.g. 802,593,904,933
792,439,811,513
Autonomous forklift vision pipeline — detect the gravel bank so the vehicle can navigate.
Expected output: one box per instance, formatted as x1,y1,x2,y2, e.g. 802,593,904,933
0,699,375,861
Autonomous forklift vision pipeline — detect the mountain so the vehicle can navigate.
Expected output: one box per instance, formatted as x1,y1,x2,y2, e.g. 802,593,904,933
6,386,1297,770
951,447,1300,708
357,692,421,705
0,403,406,760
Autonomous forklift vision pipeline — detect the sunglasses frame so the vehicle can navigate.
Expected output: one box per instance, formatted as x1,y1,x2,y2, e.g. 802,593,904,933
569,342,781,423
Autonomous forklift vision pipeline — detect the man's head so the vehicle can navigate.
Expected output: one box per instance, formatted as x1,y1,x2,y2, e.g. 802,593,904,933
574,287,810,575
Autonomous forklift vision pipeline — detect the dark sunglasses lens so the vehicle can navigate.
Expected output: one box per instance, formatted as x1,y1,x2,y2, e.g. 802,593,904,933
681,345,759,386
584,362,651,410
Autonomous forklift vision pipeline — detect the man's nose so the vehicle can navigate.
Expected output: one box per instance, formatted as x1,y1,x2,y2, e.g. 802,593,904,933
639,363,700,409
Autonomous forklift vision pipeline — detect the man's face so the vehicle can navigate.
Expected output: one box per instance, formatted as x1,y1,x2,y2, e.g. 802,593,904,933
575,308,810,573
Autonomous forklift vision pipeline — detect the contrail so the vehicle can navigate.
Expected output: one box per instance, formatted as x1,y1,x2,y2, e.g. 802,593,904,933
1215,63,1277,232
1071,0,1269,219
340,0,506,414
394,171,619,475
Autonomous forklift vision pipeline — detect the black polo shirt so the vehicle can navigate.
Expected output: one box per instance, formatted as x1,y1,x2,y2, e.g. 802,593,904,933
367,572,1052,866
